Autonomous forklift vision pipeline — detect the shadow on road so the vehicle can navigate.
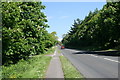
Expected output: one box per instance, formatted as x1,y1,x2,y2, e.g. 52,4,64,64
72,51,120,57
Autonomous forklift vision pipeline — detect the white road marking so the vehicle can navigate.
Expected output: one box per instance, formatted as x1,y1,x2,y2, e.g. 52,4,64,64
89,54,120,63
90,54,98,57
103,58,120,63
65,49,120,63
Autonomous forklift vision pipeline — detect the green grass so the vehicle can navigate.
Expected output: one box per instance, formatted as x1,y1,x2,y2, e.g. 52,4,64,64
59,56,84,78
57,47,61,54
102,49,117,51
2,56,51,78
44,46,56,55
2,47,55,78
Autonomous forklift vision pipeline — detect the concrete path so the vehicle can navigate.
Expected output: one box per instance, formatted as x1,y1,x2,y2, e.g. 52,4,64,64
46,48,64,78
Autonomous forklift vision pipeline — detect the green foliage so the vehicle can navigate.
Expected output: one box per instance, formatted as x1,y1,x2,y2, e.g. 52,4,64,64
2,2,58,65
2,55,52,78
44,46,56,55
62,2,120,50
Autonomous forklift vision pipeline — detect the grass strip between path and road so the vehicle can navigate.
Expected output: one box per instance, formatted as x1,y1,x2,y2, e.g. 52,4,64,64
2,47,55,78
57,47,61,54
59,56,84,79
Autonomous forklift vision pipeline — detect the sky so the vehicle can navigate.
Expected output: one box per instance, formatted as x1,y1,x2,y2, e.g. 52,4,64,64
42,2,106,41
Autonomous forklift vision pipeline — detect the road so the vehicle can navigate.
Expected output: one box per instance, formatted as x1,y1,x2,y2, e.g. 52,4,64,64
60,47,119,78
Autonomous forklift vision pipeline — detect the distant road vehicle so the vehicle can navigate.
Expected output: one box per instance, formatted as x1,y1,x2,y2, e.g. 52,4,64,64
61,45,65,49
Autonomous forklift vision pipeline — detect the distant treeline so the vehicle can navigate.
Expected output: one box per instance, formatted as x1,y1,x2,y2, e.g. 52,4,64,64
62,2,120,50
2,2,58,65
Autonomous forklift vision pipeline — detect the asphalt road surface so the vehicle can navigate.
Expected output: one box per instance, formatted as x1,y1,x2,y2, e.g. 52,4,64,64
60,47,119,78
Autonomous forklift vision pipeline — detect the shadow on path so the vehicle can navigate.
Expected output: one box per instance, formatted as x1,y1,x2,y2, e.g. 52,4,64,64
72,50,120,57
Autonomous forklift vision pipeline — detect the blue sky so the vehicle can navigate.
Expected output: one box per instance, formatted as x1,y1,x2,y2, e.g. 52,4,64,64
42,2,106,41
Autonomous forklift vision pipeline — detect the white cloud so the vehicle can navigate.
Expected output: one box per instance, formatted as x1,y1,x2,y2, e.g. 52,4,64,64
58,37,63,41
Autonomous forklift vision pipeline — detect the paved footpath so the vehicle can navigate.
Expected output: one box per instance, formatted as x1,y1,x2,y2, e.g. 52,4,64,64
46,48,64,78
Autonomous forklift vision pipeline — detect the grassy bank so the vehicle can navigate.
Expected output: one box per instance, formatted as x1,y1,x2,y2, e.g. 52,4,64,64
59,56,84,78
2,47,55,78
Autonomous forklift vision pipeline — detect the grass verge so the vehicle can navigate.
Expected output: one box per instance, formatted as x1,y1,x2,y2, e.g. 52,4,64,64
44,46,56,55
57,47,61,54
59,56,84,78
2,56,51,78
2,47,55,78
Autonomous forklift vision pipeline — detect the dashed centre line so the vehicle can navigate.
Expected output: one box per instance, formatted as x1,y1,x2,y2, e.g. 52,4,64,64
103,58,120,63
65,49,120,63
89,54,119,63
90,54,120,63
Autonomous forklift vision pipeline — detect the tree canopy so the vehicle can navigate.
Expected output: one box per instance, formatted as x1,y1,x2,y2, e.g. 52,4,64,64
2,2,58,65
62,2,120,50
